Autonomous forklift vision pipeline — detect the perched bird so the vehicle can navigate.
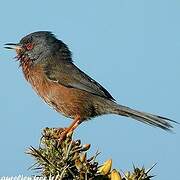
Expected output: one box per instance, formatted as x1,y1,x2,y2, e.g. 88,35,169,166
5,31,177,139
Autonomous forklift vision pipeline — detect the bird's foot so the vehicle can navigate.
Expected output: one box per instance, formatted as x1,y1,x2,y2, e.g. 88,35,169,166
58,128,73,142
58,115,81,142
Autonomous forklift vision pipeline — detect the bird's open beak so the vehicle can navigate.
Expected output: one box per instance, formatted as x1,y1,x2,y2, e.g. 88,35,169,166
4,43,22,51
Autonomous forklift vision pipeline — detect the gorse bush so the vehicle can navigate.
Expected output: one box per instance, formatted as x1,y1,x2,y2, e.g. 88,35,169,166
27,127,155,180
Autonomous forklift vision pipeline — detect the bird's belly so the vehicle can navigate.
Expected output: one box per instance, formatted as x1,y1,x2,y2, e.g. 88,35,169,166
45,83,95,119
26,66,95,120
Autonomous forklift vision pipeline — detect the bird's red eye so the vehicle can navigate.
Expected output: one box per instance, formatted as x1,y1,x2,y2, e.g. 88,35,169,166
26,43,34,50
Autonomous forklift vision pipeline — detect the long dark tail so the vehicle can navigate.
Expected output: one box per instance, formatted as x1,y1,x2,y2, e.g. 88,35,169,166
105,101,177,131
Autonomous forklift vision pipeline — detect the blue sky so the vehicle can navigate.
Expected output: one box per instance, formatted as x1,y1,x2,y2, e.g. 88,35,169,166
0,0,180,179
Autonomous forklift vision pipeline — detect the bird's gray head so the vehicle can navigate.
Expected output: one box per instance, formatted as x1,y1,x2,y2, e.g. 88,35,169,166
5,31,72,64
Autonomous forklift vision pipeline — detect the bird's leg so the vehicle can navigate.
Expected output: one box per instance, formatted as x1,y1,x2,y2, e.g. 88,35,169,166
58,115,81,141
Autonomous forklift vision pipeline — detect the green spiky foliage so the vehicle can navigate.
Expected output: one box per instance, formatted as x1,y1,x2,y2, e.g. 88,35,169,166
27,128,155,180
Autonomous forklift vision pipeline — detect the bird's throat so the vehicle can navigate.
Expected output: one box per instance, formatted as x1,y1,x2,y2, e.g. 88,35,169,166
17,54,33,81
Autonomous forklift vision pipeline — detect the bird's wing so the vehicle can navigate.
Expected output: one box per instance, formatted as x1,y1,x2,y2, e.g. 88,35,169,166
44,60,115,101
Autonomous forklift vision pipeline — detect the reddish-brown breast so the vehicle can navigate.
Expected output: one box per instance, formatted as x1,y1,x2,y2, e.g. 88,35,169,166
21,60,95,120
